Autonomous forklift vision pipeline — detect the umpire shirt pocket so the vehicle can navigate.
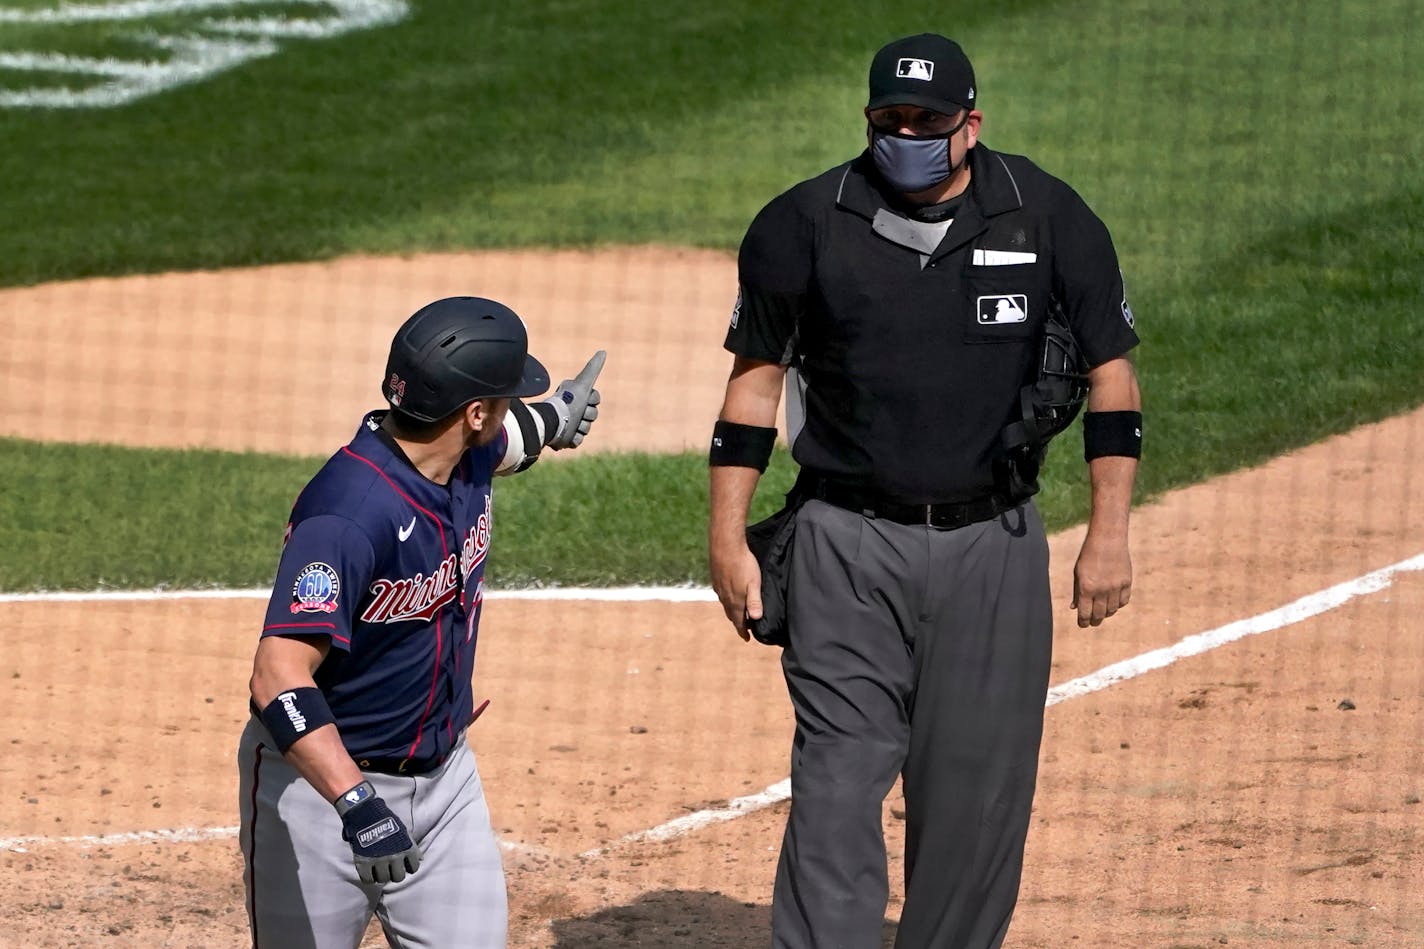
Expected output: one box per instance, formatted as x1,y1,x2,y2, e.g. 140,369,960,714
962,264,1042,343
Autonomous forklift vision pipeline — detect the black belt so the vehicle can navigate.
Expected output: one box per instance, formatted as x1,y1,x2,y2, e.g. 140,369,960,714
805,477,1015,530
356,753,447,776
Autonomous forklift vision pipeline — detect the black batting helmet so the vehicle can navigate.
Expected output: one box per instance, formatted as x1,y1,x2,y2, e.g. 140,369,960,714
382,297,549,423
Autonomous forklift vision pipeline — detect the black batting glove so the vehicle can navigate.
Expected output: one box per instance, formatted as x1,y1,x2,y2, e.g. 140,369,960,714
334,780,422,884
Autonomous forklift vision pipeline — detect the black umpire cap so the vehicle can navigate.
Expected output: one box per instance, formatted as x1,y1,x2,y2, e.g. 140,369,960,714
867,34,977,117
382,296,550,423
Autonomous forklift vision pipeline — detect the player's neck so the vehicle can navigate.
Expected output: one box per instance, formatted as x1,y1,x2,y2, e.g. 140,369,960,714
395,436,465,485
380,415,465,485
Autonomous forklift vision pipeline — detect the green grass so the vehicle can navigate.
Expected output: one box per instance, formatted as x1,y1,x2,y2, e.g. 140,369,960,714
0,427,1199,592
0,439,321,590
0,0,1415,284
0,437,801,590
0,0,1421,590
0,0,1036,283
486,450,802,588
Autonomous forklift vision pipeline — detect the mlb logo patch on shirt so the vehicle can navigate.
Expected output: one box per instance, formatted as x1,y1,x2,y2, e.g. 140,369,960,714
977,294,1029,324
896,58,934,81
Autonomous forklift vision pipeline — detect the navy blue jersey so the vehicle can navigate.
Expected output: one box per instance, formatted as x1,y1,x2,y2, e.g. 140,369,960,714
262,411,502,769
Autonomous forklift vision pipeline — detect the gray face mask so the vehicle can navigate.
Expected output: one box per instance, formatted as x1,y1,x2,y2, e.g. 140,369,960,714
868,113,970,194
870,130,950,193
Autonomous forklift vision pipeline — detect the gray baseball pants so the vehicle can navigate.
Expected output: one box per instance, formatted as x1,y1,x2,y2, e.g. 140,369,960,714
238,719,507,949
772,499,1053,949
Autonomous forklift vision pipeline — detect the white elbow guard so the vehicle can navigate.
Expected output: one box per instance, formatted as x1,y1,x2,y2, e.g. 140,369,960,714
497,400,562,473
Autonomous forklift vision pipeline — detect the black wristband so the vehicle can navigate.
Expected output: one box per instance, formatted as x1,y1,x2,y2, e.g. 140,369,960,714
1083,411,1143,461
709,420,777,471
530,400,562,447
259,686,336,754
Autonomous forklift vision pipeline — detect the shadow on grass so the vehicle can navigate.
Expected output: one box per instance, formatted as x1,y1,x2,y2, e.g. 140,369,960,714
550,889,898,947
1127,184,1424,502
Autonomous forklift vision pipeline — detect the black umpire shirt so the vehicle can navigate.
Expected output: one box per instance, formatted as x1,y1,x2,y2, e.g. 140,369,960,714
725,143,1140,504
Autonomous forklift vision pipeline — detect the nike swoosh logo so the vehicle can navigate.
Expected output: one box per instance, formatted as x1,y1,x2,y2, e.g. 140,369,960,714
397,517,416,542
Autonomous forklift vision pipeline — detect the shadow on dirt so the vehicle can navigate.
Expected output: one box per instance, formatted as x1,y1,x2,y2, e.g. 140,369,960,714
550,888,898,947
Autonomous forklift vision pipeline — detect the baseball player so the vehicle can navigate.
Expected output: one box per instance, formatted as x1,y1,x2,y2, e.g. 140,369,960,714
238,296,604,948
708,34,1142,949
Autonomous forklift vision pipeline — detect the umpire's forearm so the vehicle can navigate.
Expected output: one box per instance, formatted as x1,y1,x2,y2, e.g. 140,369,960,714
709,465,762,551
1085,455,1136,540
709,356,785,551
1083,355,1141,538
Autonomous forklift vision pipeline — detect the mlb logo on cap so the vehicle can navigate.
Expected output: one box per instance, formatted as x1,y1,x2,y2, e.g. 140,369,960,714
896,58,934,81
869,35,977,116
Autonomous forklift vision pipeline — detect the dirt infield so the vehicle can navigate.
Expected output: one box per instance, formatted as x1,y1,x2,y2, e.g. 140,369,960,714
1,251,1422,947
0,248,749,457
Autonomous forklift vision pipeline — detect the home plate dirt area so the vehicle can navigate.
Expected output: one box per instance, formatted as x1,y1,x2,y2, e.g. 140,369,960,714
1,252,1420,946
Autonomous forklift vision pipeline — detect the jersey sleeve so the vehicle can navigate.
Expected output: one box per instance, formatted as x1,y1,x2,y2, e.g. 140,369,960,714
725,190,813,365
261,515,376,651
1051,187,1140,367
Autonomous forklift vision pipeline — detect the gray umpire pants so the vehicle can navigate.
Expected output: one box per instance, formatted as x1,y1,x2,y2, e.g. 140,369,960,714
772,499,1053,949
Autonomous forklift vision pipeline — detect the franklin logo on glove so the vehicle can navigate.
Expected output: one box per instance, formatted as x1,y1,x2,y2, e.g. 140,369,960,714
357,817,400,848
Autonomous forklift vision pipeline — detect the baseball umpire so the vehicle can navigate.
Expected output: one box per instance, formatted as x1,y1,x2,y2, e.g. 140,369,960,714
238,296,604,948
708,33,1142,949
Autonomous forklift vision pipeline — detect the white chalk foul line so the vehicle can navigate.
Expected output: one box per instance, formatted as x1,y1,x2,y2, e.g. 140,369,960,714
581,550,1424,857
5,552,1421,855
579,780,793,859
1,825,240,852
0,823,548,857
0,587,269,604
0,586,719,605
1045,551,1424,706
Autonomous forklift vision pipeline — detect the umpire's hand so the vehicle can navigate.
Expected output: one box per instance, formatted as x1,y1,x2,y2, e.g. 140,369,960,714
1071,531,1133,628
335,781,422,884
710,540,762,642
